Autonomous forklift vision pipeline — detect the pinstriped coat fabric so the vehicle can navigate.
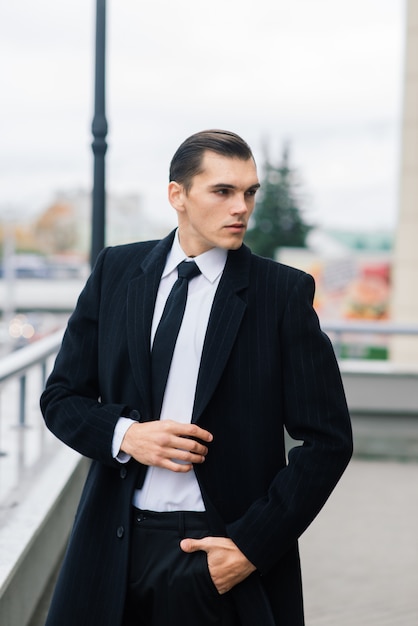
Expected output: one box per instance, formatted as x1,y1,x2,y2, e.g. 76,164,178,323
40,230,353,626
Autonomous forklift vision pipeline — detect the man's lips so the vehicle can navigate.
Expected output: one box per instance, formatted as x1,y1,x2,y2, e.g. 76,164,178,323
225,223,246,231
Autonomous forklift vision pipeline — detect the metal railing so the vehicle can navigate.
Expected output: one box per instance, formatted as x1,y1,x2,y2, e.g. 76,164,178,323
0,321,417,426
323,320,418,337
0,321,417,437
0,329,63,426
322,321,418,359
0,319,416,489
0,329,64,503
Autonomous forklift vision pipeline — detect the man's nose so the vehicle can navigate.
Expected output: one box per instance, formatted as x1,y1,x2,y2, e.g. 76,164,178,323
231,195,248,214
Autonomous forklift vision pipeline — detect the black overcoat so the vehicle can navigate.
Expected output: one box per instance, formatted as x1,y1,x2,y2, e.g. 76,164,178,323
40,231,353,626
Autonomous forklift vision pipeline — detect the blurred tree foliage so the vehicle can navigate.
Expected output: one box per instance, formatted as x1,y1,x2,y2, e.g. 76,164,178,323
245,143,312,259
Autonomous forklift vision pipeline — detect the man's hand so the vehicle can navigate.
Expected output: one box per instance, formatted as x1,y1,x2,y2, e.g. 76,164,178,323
180,536,256,594
120,420,213,472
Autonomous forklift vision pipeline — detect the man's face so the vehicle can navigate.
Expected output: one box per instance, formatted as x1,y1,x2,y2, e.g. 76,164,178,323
169,151,260,257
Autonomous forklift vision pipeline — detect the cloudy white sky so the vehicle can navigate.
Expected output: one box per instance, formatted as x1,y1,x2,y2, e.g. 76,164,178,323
1,0,406,233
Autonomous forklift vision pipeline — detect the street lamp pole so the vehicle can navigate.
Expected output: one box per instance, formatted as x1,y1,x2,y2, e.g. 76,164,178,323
90,0,107,267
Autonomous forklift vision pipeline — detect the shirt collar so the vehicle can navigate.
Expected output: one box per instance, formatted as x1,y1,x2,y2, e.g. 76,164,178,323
162,229,227,284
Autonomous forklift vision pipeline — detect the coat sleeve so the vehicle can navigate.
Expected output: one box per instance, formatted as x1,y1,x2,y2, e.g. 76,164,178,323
40,247,131,466
226,271,353,574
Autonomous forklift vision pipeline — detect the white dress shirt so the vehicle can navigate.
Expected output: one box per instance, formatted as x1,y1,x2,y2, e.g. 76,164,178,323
113,232,227,511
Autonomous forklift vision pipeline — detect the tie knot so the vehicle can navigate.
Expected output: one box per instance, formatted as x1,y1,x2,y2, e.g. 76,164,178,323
177,260,201,281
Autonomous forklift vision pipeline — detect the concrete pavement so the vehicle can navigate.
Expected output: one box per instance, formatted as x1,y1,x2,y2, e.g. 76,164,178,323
300,458,418,625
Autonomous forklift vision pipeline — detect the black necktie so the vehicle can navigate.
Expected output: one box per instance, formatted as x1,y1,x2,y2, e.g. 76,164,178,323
151,260,201,419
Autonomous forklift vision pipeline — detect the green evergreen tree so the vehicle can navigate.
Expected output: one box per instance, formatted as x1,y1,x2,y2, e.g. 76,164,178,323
245,144,311,259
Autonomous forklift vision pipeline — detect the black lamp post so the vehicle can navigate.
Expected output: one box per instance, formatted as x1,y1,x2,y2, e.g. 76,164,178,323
90,0,107,267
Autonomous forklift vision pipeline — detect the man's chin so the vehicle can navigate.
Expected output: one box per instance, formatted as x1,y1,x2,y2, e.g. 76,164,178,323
228,241,244,250
226,235,245,250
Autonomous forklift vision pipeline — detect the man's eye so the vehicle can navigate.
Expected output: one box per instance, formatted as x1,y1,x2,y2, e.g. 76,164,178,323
246,189,257,197
216,189,229,196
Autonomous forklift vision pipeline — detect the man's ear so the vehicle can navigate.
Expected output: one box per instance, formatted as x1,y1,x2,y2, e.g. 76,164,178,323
168,181,185,212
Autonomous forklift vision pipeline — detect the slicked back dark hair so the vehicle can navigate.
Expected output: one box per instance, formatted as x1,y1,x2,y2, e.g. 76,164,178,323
169,129,255,192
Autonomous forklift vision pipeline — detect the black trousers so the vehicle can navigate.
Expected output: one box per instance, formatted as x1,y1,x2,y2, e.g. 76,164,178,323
122,508,241,626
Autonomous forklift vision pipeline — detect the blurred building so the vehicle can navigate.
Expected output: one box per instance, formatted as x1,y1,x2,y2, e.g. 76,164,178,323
391,0,418,365
1,189,169,284
279,228,393,359
34,189,165,261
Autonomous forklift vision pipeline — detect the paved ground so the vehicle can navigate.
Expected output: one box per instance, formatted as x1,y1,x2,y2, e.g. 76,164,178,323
300,458,418,625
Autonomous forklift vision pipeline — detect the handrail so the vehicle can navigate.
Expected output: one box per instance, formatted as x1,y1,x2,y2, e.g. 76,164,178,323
322,321,418,336
0,319,416,433
0,328,64,384
0,329,64,431
321,321,418,360
1,321,417,387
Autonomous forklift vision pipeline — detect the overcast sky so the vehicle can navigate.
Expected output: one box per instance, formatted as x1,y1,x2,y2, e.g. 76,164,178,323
0,0,406,233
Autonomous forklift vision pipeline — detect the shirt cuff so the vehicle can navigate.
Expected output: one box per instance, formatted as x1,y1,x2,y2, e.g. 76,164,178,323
112,416,137,463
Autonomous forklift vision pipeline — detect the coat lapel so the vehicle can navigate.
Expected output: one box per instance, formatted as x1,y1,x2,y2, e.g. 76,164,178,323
192,245,251,422
126,231,175,419
126,234,251,423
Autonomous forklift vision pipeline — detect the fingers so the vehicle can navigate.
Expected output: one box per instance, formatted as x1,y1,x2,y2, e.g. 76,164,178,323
155,420,213,448
180,537,257,594
120,419,213,470
180,537,208,553
179,421,214,443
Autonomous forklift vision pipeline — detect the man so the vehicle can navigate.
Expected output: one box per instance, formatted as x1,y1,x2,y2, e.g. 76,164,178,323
41,129,352,626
